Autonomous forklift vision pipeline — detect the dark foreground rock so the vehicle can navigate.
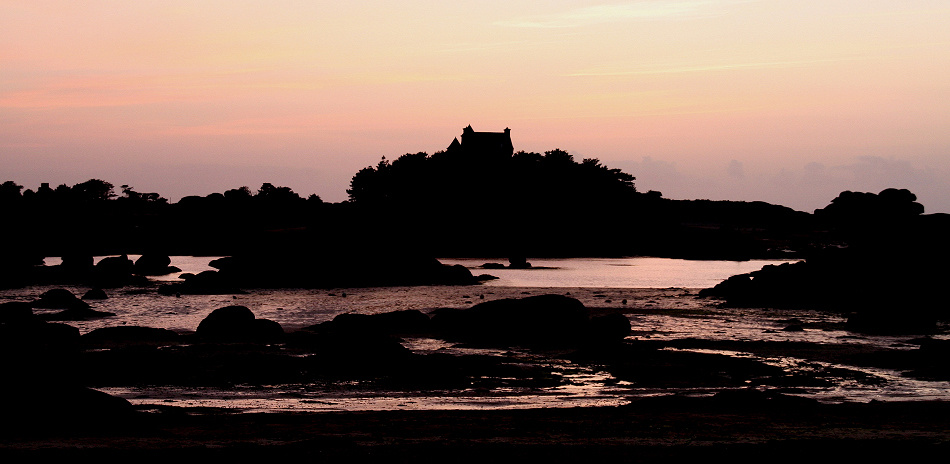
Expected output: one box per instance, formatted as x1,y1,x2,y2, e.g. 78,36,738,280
432,294,630,347
82,326,181,348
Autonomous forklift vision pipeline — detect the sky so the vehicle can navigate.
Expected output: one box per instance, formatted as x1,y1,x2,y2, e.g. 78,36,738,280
3,1,949,213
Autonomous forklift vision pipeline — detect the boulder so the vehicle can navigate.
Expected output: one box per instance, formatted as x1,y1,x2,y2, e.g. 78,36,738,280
60,254,94,273
31,288,90,310
96,255,134,274
40,305,116,321
157,270,244,295
92,254,136,287
588,312,633,343
196,305,284,343
0,301,35,324
313,309,432,337
133,254,181,275
82,326,180,347
82,288,108,300
432,294,622,347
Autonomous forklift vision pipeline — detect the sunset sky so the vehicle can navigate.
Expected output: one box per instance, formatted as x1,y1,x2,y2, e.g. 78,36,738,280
3,1,949,212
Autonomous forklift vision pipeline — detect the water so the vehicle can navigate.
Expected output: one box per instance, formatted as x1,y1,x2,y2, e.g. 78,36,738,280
442,257,793,289
6,255,950,412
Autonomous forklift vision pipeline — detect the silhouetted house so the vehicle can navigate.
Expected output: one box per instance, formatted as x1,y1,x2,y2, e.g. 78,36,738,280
447,125,514,158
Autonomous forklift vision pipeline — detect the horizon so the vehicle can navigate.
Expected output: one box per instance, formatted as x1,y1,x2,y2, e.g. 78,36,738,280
3,1,949,213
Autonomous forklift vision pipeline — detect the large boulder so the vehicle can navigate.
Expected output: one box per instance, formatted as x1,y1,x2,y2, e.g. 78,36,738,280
432,294,629,347
1,319,81,386
313,309,433,337
196,305,284,343
133,254,181,275
31,288,90,310
32,288,116,320
0,301,35,324
92,254,136,287
82,288,108,300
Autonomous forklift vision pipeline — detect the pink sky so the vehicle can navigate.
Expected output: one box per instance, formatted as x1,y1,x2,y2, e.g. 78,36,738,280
3,1,949,212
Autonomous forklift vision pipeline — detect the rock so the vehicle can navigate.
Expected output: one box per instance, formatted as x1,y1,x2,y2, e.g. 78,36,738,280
158,270,244,295
1,320,81,383
82,326,180,347
0,301,35,324
845,312,937,335
40,305,116,321
93,254,135,287
2,386,135,430
290,330,412,375
205,253,480,289
588,312,632,343
60,254,94,273
196,305,284,343
133,254,181,275
96,254,134,274
432,294,614,347
31,288,90,310
82,288,108,300
313,309,432,337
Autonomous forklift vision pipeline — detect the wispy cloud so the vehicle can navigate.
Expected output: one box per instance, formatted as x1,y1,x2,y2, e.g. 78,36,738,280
496,1,728,28
566,57,869,77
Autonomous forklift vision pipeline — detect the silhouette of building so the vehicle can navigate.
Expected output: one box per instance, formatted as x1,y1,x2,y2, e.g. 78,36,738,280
447,125,513,158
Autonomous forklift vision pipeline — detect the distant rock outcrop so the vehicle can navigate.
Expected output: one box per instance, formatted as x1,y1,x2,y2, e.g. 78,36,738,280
169,253,482,291
700,189,950,334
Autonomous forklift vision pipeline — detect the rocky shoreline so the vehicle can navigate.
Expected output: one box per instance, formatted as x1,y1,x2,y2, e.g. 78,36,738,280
4,274,950,458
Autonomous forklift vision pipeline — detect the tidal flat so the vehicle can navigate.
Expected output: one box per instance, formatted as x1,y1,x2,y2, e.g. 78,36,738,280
3,257,950,457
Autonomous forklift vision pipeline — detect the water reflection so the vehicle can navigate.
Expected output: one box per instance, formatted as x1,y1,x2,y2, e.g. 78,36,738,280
441,257,798,288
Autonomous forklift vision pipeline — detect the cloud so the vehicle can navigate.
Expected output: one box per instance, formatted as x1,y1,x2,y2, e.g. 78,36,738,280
565,57,872,77
496,1,726,29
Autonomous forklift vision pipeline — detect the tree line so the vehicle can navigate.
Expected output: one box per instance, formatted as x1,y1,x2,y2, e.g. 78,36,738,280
3,147,929,263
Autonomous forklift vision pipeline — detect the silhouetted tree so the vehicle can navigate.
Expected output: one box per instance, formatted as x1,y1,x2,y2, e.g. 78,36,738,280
71,179,115,202
224,186,253,202
118,185,167,204
256,183,302,203
0,180,23,201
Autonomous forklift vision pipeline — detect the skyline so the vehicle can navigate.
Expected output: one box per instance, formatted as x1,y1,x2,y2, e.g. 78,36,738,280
3,1,949,212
